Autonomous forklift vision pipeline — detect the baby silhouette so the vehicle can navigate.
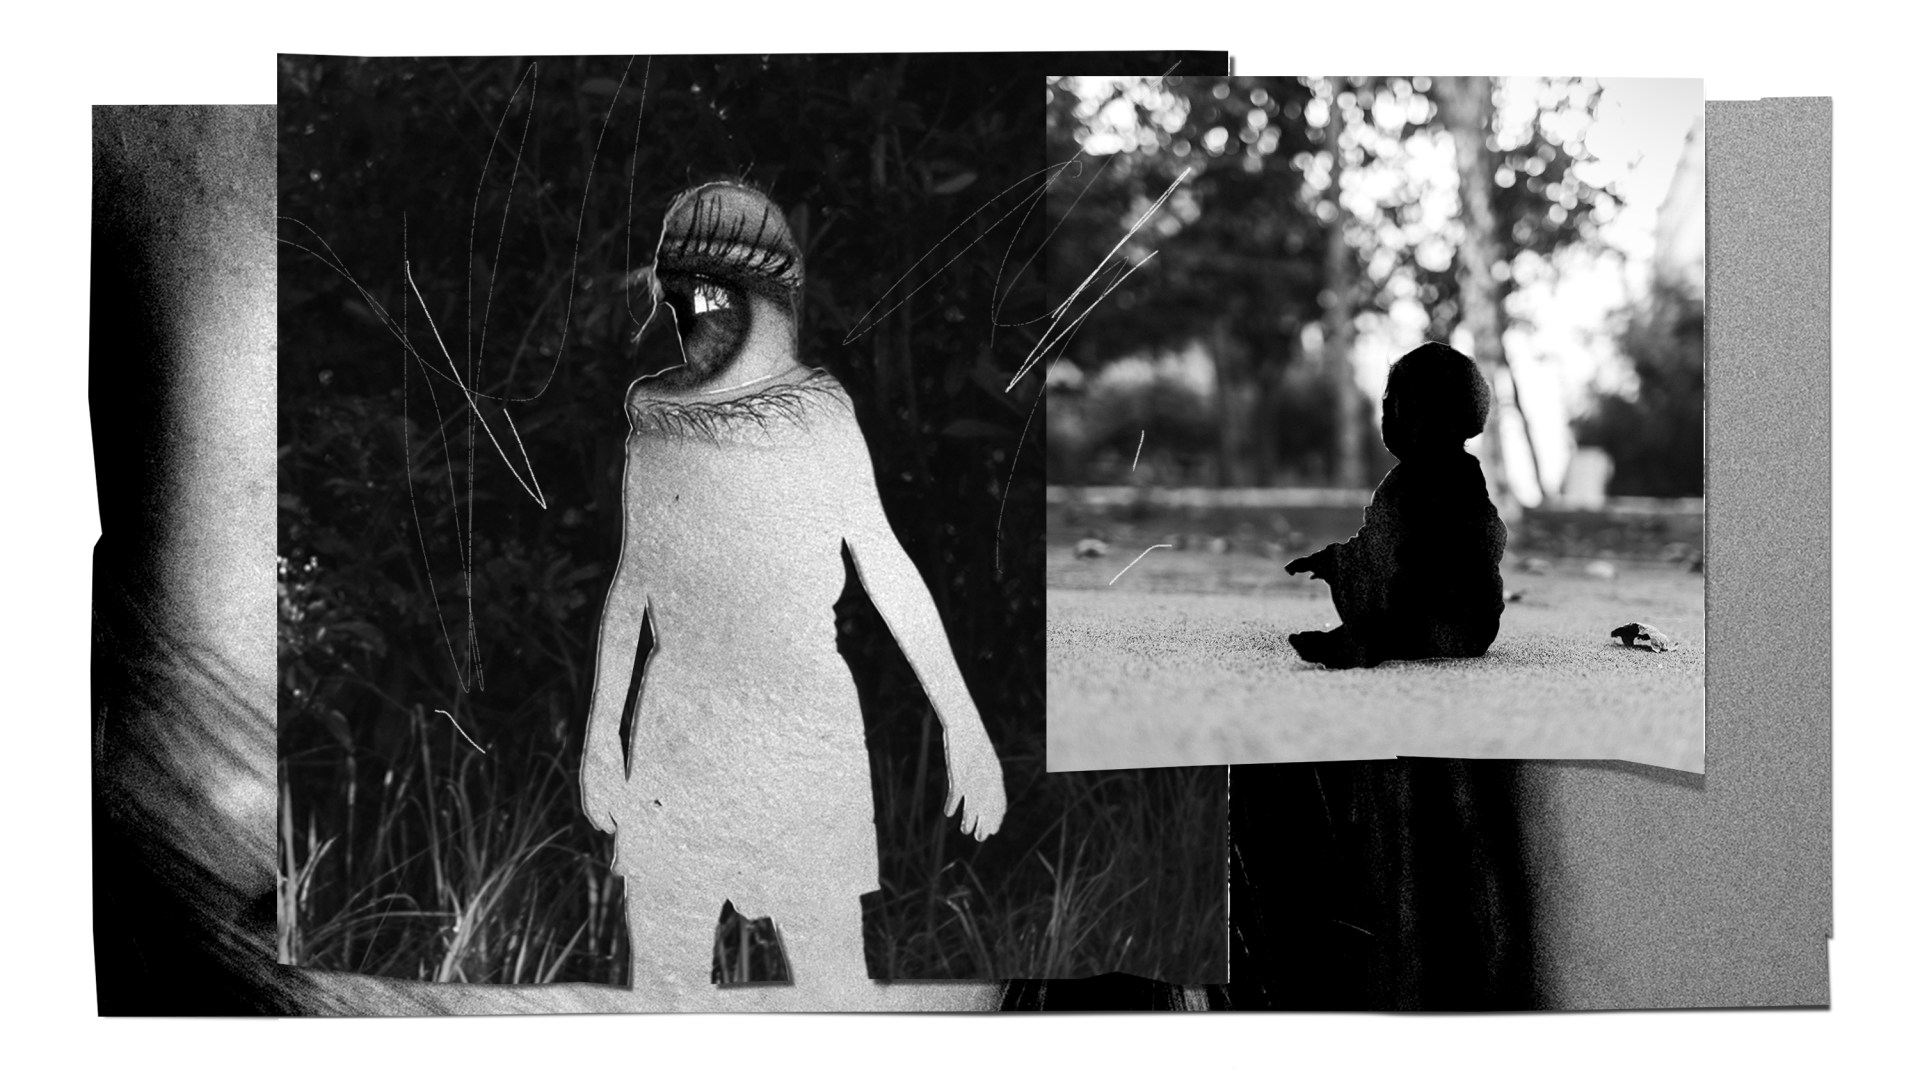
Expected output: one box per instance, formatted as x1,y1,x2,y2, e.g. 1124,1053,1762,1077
580,182,1006,1005
1284,342,1507,669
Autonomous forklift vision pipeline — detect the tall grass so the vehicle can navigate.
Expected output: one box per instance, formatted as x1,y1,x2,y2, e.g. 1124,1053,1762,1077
867,709,1226,982
278,703,627,984
280,538,1226,986
279,696,1226,986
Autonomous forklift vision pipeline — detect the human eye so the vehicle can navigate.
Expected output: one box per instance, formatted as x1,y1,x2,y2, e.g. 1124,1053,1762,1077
652,272,749,383
690,280,730,316
630,182,807,413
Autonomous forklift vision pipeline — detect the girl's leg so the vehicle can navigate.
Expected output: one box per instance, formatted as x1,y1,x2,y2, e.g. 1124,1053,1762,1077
623,873,727,1008
771,890,887,1009
624,881,1000,1011
695,892,886,1011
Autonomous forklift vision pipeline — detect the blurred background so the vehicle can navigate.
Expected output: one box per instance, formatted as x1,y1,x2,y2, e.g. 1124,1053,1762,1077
277,54,1226,988
1045,76,1704,562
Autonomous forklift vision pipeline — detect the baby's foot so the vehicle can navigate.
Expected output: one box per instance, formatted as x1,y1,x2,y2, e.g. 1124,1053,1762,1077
1288,629,1367,669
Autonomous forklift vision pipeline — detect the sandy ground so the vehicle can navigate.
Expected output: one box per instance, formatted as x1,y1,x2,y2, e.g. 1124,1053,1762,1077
1046,545,1705,773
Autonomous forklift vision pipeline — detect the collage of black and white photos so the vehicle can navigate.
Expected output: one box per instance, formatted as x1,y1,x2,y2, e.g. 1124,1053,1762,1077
37,9,1893,1075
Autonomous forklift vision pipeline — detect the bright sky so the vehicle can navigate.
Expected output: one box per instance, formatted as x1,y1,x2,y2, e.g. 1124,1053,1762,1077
1350,77,1705,501
1061,76,1705,499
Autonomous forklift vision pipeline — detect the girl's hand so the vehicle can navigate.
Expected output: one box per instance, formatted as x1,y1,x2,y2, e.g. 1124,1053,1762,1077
581,776,620,835
943,726,1007,841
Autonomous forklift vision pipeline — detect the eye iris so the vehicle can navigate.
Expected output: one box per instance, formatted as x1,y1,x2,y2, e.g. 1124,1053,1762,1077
647,184,799,392
670,278,739,332
654,274,748,386
692,282,729,317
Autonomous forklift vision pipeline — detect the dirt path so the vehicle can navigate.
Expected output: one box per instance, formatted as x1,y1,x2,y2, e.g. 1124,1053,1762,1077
1046,547,1705,773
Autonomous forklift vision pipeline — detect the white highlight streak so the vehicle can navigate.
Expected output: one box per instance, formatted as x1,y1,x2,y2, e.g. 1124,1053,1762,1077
1108,544,1172,587
1005,166,1190,392
434,709,488,754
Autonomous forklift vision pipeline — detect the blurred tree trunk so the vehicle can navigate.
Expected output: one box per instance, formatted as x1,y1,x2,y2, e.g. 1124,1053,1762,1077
1322,85,1366,489
1499,330,1551,502
1491,284,1550,501
1254,337,1297,482
1433,76,1516,513
1211,315,1259,486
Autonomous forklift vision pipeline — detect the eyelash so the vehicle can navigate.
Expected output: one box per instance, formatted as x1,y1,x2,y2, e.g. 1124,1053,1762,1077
657,199,802,299
629,367,843,439
636,188,806,413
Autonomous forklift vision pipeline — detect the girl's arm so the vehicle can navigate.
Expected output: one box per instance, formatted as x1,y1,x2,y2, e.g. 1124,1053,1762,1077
579,459,652,835
829,406,1006,841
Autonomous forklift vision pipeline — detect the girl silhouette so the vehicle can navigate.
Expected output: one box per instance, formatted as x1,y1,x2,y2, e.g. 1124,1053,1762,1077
580,182,1006,1006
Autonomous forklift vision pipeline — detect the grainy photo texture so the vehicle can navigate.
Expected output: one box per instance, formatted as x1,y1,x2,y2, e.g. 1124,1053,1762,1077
1045,76,1706,773
92,88,1820,1022
276,54,1229,1006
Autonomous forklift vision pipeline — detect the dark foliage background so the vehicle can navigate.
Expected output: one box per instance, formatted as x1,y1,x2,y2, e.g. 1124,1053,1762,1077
277,53,1226,985
1572,279,1706,497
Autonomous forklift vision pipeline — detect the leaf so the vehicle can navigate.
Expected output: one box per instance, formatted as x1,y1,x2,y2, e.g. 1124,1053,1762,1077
342,297,384,327
1609,622,1676,652
940,419,1016,442
930,170,978,196
319,707,355,750
333,620,390,655
969,359,1028,419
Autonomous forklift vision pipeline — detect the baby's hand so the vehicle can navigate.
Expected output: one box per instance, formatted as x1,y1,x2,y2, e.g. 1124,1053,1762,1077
1285,550,1328,578
944,727,1007,841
